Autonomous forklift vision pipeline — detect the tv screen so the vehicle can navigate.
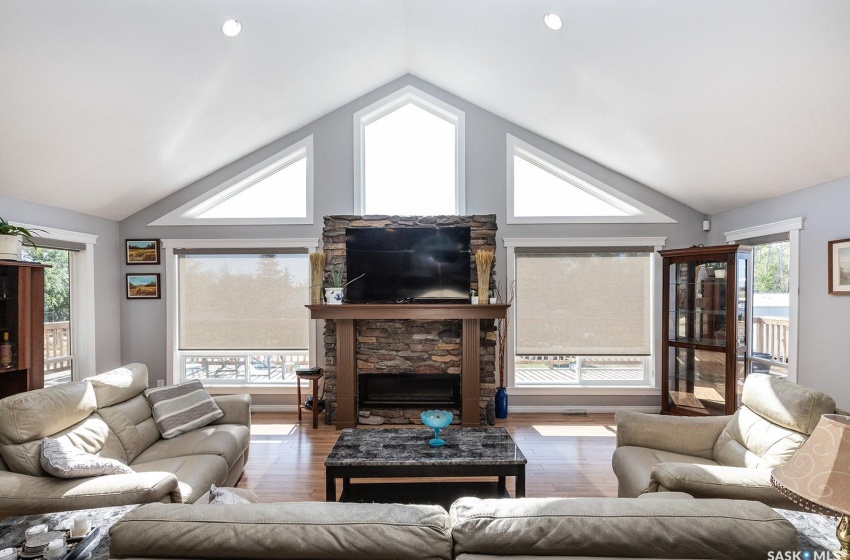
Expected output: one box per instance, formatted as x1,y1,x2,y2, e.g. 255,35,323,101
345,227,471,303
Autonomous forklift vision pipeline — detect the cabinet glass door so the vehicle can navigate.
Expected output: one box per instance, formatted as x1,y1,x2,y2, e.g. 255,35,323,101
667,347,728,415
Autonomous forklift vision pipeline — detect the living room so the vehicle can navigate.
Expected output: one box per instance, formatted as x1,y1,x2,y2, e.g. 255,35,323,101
1,2,850,558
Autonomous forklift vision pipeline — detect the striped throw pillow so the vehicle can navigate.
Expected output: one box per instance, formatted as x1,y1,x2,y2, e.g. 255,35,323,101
144,380,224,439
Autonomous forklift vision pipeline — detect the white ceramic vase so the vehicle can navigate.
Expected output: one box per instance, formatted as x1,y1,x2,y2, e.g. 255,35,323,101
0,235,22,261
324,287,344,305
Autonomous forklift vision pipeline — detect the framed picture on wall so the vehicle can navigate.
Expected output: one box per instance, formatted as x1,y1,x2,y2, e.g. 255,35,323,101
126,239,160,265
126,273,161,299
828,238,850,295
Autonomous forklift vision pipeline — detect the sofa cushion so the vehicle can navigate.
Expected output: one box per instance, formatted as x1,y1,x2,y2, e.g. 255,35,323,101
144,380,224,439
612,446,719,497
0,381,95,445
739,373,835,435
97,394,160,463
131,423,249,470
713,405,807,468
1,413,127,477
449,497,797,560
88,363,149,408
40,436,134,478
109,502,453,560
131,455,229,503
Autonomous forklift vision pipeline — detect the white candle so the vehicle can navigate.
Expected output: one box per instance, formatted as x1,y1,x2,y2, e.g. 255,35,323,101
25,523,48,539
0,547,17,560
72,514,91,536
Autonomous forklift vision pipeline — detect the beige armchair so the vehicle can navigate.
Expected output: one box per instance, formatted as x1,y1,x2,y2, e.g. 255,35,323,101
612,373,835,507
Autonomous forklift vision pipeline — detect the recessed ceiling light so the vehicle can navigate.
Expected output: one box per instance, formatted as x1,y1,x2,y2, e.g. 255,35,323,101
222,20,242,37
543,13,563,31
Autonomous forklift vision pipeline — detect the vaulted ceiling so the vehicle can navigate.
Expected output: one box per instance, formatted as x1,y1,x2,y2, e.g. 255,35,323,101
2,0,848,220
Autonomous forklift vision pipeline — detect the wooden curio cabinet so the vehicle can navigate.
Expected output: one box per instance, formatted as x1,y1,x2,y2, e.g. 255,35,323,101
660,244,751,416
0,261,47,399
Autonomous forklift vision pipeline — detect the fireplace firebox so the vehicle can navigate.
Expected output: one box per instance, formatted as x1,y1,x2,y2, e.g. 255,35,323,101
358,373,461,409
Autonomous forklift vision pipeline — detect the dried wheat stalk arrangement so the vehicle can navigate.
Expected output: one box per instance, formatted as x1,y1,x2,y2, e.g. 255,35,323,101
309,252,326,305
475,249,494,305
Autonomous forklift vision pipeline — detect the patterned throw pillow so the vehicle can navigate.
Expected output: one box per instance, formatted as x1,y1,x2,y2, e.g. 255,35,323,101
208,483,252,504
144,380,224,439
40,437,134,479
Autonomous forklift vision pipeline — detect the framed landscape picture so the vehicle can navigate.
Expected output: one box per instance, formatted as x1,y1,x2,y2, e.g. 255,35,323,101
828,238,850,295
126,239,160,265
126,273,161,299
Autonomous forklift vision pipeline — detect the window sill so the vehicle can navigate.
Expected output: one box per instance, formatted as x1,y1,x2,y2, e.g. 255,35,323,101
508,386,660,396
203,384,298,395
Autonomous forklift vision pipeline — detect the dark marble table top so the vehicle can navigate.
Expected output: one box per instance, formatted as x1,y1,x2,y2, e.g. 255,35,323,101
0,505,138,560
325,427,526,467
774,508,840,554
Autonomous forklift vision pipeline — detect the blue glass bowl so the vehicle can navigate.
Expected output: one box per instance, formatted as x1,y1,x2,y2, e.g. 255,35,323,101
420,410,453,447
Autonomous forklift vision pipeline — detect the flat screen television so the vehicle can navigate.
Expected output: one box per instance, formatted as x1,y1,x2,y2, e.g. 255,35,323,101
345,227,471,303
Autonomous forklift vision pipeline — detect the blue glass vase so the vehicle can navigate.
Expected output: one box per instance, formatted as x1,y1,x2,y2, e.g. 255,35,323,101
495,387,508,419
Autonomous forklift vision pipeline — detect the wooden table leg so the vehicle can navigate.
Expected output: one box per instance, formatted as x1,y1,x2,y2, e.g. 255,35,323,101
326,472,336,501
498,475,507,496
297,376,302,421
311,378,319,429
516,467,526,498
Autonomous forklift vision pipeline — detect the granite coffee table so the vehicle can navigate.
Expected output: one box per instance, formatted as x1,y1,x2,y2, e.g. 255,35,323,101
325,426,526,509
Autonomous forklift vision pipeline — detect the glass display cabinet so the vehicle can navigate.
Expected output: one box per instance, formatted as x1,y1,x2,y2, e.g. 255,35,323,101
660,244,751,416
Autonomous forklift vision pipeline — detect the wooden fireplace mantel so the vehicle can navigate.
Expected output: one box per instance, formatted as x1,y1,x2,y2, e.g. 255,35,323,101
307,304,510,428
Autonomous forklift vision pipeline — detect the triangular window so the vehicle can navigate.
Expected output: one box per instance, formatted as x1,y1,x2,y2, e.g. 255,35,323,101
507,135,674,224
355,86,465,216
150,136,313,226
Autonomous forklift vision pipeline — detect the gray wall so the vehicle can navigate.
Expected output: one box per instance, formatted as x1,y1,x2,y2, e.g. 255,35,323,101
0,195,122,373
120,74,708,408
709,176,850,410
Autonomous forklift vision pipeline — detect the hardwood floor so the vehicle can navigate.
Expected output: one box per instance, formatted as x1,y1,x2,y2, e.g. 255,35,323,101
237,412,619,502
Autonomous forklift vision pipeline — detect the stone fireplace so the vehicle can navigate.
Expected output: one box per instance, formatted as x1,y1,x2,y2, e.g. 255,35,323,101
319,215,498,426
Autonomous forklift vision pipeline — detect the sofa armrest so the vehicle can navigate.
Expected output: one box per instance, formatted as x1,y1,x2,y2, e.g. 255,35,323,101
211,394,251,428
650,463,788,506
615,410,731,459
0,470,181,517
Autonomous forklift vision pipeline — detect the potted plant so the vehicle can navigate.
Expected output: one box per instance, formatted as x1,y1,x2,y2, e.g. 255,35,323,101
324,264,364,305
0,218,41,261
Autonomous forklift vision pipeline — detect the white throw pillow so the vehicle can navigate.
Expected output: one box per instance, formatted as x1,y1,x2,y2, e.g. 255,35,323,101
40,437,134,479
143,380,224,439
208,483,251,504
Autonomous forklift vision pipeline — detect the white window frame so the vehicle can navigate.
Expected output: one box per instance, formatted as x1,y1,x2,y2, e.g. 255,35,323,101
506,135,675,224
150,136,314,226
504,237,666,396
725,217,803,382
163,238,319,394
14,222,97,380
354,85,466,215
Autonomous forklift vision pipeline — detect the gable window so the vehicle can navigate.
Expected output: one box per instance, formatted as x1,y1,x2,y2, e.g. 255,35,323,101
150,136,313,226
507,135,674,224
355,86,465,216
505,238,665,390
164,239,318,386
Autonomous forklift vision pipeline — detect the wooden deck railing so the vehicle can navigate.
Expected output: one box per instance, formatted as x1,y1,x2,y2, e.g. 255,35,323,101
752,316,789,363
44,321,72,373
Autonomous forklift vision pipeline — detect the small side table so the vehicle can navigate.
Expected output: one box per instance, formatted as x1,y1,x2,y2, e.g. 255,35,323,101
296,368,324,429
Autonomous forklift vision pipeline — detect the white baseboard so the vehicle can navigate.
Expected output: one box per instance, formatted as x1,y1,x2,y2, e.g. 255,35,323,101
507,405,660,414
251,404,300,413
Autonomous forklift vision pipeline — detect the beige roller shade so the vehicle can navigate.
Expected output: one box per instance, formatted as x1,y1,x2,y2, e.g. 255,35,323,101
516,252,651,355
178,251,309,351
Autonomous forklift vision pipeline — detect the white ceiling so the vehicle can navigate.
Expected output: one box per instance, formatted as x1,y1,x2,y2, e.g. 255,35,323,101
1,0,849,220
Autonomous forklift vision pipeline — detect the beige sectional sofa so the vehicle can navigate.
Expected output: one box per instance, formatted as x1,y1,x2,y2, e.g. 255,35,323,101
109,493,798,560
0,363,251,518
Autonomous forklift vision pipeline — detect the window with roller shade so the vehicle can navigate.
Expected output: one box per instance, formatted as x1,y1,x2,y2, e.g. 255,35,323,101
175,249,310,384
513,251,652,386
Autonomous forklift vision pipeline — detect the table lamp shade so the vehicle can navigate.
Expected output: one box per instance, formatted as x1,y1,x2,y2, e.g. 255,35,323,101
771,414,850,517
